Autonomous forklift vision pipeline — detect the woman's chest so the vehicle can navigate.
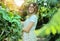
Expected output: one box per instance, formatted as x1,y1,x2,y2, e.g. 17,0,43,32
24,19,30,27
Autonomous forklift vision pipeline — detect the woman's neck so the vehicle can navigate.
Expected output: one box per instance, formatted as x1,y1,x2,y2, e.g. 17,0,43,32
29,13,35,16
26,13,35,18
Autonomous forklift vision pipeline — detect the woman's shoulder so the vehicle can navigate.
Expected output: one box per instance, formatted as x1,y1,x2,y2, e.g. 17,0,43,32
29,14,38,21
31,14,37,18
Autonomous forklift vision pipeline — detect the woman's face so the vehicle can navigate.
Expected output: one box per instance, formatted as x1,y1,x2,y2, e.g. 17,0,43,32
28,4,34,14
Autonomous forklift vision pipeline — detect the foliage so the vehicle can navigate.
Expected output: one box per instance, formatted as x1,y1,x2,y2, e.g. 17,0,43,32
0,2,6,9
39,8,60,37
56,38,60,41
0,7,22,41
36,0,58,30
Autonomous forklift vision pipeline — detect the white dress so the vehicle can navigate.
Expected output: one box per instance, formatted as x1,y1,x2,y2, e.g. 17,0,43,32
23,14,38,41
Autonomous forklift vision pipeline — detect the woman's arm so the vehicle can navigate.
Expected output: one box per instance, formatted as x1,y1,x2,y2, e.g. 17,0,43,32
23,22,34,33
22,15,37,33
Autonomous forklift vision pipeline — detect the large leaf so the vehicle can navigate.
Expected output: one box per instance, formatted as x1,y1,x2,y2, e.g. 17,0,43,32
39,8,60,37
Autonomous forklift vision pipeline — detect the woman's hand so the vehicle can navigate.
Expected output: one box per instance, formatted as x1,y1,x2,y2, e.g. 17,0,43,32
22,28,28,33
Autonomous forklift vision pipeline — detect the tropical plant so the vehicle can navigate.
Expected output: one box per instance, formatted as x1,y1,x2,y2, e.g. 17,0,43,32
0,7,22,41
38,8,60,41
36,0,58,29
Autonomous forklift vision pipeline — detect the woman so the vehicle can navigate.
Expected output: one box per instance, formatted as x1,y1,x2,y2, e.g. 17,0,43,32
22,3,38,41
